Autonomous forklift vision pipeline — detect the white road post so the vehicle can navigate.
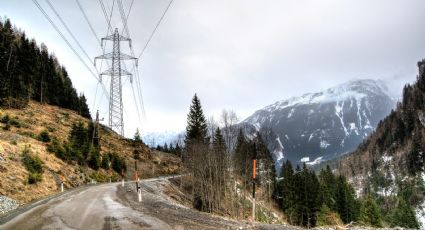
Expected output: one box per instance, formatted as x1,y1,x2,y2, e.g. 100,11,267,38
60,175,65,192
138,188,142,202
122,179,124,187
252,197,255,220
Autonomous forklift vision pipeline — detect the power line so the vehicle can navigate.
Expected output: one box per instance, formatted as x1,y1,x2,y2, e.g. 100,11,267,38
131,80,143,126
91,81,99,113
120,0,135,36
98,0,114,34
32,0,99,82
45,0,98,71
116,0,145,125
121,0,174,123
134,65,147,119
117,0,130,38
34,0,110,119
137,0,173,60
75,0,101,46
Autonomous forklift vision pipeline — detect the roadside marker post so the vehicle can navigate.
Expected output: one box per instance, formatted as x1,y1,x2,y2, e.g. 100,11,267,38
138,187,142,202
135,160,142,202
60,175,65,192
121,170,125,187
108,162,112,183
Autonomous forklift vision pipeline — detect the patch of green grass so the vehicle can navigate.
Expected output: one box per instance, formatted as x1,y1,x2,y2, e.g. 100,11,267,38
21,147,44,184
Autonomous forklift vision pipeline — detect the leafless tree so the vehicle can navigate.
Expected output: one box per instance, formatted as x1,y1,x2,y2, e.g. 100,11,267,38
220,109,240,152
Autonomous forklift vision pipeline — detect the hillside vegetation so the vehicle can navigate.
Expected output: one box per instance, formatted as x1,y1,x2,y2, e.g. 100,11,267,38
0,17,90,117
0,101,181,205
337,60,425,228
0,16,181,206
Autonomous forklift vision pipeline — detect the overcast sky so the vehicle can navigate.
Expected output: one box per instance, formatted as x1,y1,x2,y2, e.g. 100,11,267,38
2,0,425,137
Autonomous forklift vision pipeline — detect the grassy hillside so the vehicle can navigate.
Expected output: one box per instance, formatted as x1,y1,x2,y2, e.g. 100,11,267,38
0,101,181,205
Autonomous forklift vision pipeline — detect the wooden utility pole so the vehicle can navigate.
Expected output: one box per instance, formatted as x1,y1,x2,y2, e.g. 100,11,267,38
252,144,257,221
91,110,101,151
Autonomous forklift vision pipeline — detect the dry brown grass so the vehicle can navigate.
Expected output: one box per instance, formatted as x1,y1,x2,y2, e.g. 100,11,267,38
0,101,182,205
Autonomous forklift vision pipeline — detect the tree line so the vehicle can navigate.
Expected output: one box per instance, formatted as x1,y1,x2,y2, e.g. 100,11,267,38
47,121,126,174
180,94,419,228
154,142,182,155
0,17,90,118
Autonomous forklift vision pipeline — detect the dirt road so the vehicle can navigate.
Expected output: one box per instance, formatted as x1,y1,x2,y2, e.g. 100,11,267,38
0,176,298,230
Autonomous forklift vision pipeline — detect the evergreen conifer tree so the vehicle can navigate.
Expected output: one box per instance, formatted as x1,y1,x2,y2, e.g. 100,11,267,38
389,197,419,228
185,94,208,145
358,195,382,227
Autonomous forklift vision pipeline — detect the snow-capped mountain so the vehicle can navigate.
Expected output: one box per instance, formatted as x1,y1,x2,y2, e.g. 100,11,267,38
242,79,395,172
142,131,182,147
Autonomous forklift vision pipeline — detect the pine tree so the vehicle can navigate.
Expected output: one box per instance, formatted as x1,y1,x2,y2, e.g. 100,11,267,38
335,176,360,223
277,160,298,224
319,165,337,210
0,17,91,117
175,143,181,155
87,147,101,170
134,128,142,142
233,128,248,177
183,94,211,211
407,134,423,175
316,204,343,226
389,197,419,228
185,94,208,145
163,143,169,152
68,121,90,164
359,195,383,227
254,132,276,185
78,94,91,119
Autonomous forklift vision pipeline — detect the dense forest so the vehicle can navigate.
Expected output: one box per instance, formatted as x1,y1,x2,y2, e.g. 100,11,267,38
0,17,90,118
179,94,419,228
337,59,425,228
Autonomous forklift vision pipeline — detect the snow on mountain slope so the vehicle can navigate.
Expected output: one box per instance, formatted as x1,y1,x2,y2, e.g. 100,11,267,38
142,131,182,147
242,79,395,173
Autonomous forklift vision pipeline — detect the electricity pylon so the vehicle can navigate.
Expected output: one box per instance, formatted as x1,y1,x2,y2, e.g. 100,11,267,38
95,28,137,136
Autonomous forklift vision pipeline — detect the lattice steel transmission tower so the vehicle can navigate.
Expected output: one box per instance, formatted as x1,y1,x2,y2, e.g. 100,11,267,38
95,28,137,136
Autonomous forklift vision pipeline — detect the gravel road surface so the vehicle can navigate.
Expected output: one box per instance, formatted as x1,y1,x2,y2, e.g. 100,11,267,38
0,176,299,230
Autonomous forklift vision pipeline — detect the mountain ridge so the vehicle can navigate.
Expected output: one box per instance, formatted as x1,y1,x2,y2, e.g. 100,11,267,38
242,79,395,173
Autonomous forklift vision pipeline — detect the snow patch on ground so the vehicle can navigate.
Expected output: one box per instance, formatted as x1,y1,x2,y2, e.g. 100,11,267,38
306,156,323,166
300,157,310,163
276,136,284,150
382,155,393,163
287,108,295,118
335,102,349,136
320,140,330,149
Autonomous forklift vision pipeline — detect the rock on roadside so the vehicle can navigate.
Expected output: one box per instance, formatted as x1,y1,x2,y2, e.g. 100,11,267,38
0,196,19,215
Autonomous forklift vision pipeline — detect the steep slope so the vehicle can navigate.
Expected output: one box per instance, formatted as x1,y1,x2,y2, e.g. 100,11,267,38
337,60,425,227
0,17,90,118
338,61,425,194
0,101,181,206
243,79,395,171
